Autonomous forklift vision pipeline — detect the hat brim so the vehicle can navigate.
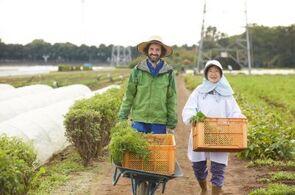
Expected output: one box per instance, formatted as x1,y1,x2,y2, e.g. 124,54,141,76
137,40,173,58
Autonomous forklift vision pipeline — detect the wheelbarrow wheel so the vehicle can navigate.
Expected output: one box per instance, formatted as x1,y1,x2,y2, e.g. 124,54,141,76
137,181,148,195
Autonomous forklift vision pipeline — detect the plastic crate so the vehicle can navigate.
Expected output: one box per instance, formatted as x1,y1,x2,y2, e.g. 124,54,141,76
122,134,176,175
193,117,247,152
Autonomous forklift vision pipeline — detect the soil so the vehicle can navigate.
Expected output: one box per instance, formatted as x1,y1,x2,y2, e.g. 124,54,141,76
52,75,264,195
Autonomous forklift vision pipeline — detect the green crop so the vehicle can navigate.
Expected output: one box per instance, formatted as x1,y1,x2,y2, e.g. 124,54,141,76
109,121,150,164
190,111,206,126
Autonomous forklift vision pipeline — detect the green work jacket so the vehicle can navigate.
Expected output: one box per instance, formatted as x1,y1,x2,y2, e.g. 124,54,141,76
118,59,177,129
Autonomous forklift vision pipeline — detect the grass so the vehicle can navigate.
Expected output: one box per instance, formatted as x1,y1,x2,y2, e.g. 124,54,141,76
247,159,295,169
271,172,295,181
227,74,295,120
249,183,295,195
29,147,85,194
257,172,295,183
29,146,109,194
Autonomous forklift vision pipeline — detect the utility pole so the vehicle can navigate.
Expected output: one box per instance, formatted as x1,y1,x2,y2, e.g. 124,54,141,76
80,0,85,45
196,0,206,74
245,0,252,75
196,0,252,72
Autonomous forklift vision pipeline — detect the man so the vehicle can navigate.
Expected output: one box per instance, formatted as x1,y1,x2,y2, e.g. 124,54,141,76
118,36,177,134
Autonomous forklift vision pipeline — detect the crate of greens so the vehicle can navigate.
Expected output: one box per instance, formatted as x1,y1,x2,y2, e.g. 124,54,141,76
191,112,247,152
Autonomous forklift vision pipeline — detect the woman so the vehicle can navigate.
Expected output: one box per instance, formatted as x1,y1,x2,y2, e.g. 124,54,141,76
182,60,244,195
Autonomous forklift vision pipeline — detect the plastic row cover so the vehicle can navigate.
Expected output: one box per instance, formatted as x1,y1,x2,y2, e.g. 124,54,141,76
0,84,91,122
0,84,15,92
0,100,74,164
0,84,52,102
0,85,119,164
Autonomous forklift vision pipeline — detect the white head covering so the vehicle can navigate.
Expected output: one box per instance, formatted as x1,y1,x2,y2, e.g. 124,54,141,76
203,60,223,79
197,60,234,96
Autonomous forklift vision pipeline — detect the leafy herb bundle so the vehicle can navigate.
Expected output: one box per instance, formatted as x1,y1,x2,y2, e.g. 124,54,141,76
109,121,149,164
190,111,206,126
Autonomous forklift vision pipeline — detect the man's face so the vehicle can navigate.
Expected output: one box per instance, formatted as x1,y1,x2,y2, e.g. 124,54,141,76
148,43,162,63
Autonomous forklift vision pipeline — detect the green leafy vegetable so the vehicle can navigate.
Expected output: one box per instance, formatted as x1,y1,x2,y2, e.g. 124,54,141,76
109,121,149,164
190,111,206,126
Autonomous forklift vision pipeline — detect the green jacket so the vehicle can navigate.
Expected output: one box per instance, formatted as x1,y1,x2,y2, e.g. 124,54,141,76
118,59,177,129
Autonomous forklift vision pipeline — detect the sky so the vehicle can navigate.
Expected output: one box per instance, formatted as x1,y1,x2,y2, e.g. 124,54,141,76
0,0,294,47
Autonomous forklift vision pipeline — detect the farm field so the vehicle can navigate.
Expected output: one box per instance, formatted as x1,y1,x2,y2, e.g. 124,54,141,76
1,72,294,194
184,74,295,194
0,68,131,90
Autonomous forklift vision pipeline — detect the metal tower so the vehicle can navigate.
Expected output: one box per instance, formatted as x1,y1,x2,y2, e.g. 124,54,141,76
245,0,252,74
196,0,252,74
196,0,206,74
80,0,85,45
111,46,132,67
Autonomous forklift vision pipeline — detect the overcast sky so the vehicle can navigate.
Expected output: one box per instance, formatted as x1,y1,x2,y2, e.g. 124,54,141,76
0,0,294,47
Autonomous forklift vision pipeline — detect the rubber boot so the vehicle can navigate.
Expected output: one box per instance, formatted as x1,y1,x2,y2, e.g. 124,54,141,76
211,185,222,195
198,180,208,195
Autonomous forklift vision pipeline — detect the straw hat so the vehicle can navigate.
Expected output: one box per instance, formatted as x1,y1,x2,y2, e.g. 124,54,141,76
137,36,173,58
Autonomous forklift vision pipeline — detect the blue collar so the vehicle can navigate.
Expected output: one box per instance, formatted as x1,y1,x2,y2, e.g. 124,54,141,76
146,59,164,77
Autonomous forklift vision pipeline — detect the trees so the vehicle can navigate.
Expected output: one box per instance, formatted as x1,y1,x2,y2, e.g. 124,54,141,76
0,24,294,67
248,24,295,67
25,39,52,61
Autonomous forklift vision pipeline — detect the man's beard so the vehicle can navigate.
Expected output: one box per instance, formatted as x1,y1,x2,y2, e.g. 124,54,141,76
148,54,160,63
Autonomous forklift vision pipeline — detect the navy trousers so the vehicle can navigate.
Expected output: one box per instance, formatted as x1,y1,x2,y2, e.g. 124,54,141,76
192,161,226,187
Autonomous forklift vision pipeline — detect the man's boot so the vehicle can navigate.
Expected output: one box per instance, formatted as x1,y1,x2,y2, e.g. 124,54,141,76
211,185,222,195
198,180,208,195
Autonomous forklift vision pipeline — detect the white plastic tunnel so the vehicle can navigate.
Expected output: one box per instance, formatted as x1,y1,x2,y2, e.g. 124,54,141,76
0,85,120,164
0,84,91,122
0,84,52,102
0,84,15,92
0,99,74,164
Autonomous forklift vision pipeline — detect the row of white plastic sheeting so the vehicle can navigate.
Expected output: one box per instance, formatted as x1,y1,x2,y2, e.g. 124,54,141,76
0,84,15,92
0,85,120,164
0,84,91,122
0,84,52,101
83,84,120,99
0,100,74,164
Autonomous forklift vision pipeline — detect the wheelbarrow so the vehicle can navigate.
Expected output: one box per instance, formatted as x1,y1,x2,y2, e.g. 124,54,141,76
112,161,183,195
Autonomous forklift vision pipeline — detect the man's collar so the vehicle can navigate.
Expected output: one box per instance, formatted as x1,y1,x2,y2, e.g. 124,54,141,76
136,59,173,74
147,58,161,67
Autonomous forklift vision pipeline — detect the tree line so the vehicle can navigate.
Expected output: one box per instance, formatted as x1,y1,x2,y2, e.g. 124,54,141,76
0,24,294,68
0,40,138,65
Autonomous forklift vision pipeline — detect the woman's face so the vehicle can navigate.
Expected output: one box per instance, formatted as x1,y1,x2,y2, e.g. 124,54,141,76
207,66,221,83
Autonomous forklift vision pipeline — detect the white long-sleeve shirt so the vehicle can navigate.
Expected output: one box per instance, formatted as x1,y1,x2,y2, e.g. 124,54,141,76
182,88,244,165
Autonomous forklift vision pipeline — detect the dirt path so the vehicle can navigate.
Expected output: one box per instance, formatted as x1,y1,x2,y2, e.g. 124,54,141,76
53,76,260,195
